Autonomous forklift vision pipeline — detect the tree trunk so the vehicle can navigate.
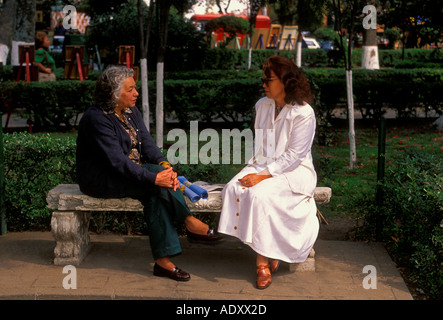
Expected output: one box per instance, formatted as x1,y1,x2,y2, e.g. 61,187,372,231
362,28,379,69
0,0,17,65
140,58,150,130
335,0,356,168
138,0,155,131
156,1,170,148
248,44,252,70
11,0,36,66
156,61,164,148
347,1,356,169
346,69,356,167
248,0,264,70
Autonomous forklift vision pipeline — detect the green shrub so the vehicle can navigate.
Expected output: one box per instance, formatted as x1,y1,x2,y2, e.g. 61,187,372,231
351,48,442,68
3,132,77,231
164,78,262,123
362,150,443,299
1,68,441,133
306,68,442,120
165,48,442,70
0,80,95,130
394,60,442,69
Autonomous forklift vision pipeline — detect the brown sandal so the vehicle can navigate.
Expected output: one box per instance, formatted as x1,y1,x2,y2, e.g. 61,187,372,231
256,264,272,289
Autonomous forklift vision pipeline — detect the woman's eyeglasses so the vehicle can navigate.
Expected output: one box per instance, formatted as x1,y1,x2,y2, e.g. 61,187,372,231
261,77,277,85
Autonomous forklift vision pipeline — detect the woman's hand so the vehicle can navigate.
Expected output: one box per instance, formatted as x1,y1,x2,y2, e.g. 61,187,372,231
155,167,179,191
238,173,272,188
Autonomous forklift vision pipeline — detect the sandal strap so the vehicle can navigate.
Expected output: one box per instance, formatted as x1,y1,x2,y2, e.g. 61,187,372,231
257,264,270,269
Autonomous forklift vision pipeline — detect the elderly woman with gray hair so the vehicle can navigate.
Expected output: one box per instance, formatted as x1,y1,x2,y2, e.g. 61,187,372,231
76,66,222,281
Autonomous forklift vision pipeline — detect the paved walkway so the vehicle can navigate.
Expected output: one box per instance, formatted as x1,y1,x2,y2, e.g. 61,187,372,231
0,231,412,300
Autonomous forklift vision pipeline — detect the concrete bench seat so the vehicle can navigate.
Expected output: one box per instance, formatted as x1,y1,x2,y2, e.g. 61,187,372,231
47,184,331,270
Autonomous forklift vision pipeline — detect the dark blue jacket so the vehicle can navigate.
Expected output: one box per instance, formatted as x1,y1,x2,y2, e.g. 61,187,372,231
76,105,167,198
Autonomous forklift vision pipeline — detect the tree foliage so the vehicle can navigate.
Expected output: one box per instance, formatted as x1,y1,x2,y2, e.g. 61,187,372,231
86,0,203,68
269,0,327,31
379,0,442,48
204,15,250,48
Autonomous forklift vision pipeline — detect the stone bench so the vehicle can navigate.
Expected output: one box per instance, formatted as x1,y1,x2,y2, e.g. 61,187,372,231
47,184,331,271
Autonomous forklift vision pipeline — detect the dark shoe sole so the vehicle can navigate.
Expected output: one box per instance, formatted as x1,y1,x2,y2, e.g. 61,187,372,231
256,282,271,290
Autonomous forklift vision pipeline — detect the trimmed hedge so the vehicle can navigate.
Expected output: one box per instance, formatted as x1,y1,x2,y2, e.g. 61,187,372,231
307,68,443,119
2,132,77,231
1,80,96,130
1,68,440,132
163,48,442,70
1,48,441,78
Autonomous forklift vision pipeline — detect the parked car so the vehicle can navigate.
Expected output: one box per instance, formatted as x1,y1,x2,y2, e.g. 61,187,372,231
302,37,320,49
318,40,336,51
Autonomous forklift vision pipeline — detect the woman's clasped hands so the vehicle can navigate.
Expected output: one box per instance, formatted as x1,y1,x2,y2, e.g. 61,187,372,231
155,167,179,191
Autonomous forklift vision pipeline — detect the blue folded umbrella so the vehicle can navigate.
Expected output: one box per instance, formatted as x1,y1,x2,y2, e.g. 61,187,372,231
179,182,200,202
189,184,208,199
177,176,209,199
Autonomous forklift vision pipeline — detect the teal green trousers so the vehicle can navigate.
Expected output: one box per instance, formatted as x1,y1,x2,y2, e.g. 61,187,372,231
126,164,191,260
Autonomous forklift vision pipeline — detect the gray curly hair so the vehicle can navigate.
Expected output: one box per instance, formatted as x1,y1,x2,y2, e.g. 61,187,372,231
94,65,134,112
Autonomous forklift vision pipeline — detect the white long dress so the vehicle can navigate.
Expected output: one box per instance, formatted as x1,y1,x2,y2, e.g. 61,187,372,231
218,97,319,263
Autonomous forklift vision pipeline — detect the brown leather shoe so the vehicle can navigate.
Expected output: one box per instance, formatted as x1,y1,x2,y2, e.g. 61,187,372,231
256,264,272,289
270,259,280,274
153,263,191,281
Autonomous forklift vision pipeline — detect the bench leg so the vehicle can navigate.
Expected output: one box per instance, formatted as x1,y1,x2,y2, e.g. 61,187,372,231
289,248,315,272
51,210,91,266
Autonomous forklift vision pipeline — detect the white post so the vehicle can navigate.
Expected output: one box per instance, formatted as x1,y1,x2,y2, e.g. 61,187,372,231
140,58,150,131
296,40,302,67
362,6,379,70
156,62,164,149
361,45,380,69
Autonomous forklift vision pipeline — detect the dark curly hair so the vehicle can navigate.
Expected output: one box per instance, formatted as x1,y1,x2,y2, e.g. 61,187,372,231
262,56,313,105
94,65,134,112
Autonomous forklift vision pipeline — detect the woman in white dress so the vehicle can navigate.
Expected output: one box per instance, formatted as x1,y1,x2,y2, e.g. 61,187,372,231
218,56,319,289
